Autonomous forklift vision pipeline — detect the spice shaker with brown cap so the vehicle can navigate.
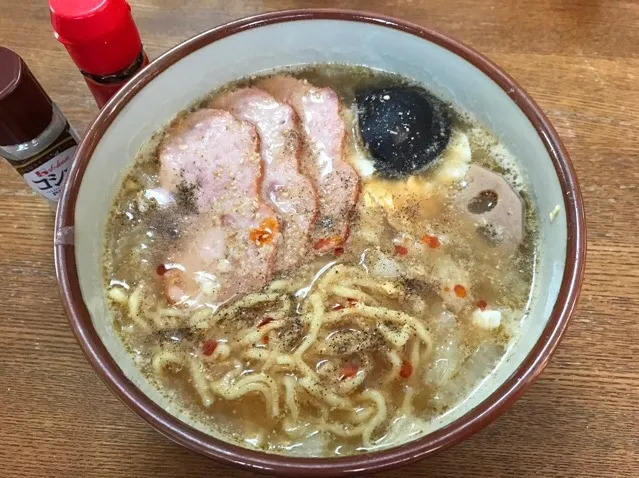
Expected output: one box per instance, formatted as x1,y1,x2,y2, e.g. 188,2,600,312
0,47,80,204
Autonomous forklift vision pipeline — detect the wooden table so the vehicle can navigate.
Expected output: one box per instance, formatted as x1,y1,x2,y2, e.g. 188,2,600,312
1,1,637,477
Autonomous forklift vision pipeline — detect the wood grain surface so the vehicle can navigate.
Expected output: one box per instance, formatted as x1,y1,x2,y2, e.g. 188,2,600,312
1,1,637,477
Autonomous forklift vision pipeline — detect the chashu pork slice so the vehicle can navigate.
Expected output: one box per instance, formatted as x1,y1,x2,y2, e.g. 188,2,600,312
158,108,279,306
210,87,318,272
257,76,360,253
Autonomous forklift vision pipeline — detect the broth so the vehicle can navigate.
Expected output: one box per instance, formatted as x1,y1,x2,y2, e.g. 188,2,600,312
103,65,538,456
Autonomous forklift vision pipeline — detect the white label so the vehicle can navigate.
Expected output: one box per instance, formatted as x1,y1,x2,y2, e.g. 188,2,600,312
23,145,77,201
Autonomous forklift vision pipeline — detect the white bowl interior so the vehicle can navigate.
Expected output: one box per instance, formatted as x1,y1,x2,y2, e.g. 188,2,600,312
74,19,567,447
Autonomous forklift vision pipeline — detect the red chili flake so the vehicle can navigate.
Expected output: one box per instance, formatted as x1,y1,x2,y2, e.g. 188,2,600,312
258,317,274,328
343,225,351,241
202,340,218,356
340,363,358,381
394,245,409,256
331,299,357,311
313,235,344,251
476,299,488,310
156,264,168,275
399,360,413,378
421,234,441,249
261,335,270,345
454,284,467,298
250,217,279,246
334,247,345,257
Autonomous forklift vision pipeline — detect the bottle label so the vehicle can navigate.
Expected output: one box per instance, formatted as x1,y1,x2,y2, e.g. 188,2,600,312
83,52,149,108
15,124,78,201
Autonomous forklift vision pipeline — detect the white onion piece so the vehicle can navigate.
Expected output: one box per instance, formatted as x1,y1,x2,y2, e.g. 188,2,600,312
350,152,376,177
434,131,471,184
436,311,457,330
425,329,462,386
144,187,174,206
371,254,403,278
471,309,502,329
466,341,504,380
282,431,327,457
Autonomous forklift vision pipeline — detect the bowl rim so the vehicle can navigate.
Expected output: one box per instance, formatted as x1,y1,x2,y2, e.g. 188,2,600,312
54,8,586,476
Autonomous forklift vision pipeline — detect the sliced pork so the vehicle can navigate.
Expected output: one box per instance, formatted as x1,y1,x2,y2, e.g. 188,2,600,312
257,76,360,253
210,87,318,272
158,109,279,306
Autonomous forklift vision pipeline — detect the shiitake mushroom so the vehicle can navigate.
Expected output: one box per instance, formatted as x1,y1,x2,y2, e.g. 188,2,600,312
356,85,452,178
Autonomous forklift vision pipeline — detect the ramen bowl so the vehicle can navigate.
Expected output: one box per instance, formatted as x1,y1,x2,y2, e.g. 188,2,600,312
54,9,585,476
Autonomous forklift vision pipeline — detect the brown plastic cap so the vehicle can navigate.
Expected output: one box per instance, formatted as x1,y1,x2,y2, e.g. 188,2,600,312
0,47,54,146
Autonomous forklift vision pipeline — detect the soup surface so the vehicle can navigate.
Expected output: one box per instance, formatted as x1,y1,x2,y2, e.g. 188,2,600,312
103,65,538,456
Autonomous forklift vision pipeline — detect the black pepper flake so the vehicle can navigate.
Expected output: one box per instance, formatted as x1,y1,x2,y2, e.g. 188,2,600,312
175,181,199,213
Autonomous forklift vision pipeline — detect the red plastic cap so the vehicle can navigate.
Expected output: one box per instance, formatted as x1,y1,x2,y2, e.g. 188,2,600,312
49,0,143,75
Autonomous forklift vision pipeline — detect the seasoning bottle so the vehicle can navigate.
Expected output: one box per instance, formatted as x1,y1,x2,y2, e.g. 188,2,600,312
0,47,80,205
49,0,149,108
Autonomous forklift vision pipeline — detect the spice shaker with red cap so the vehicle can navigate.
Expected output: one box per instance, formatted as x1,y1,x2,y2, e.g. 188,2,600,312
0,47,80,205
49,0,149,108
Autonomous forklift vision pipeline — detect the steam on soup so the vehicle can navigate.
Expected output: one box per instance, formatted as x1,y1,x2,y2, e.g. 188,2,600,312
103,65,537,456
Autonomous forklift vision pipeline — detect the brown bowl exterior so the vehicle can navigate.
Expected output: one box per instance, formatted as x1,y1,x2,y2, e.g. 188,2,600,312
54,9,586,477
